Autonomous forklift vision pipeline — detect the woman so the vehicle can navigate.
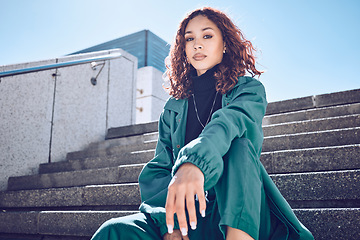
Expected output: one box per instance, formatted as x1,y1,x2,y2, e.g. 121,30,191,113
91,7,314,240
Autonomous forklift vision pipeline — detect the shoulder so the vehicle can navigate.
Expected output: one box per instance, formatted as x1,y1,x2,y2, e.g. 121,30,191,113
225,76,266,99
237,76,263,88
163,96,187,113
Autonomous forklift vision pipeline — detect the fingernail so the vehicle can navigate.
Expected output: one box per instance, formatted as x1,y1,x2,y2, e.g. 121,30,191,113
167,224,173,234
190,221,197,230
201,210,206,217
181,228,187,236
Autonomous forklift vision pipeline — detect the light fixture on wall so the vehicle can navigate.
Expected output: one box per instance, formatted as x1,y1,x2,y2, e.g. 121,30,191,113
90,61,106,86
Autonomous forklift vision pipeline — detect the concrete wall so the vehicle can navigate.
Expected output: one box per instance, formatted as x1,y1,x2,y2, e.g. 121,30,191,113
0,49,137,190
136,66,169,124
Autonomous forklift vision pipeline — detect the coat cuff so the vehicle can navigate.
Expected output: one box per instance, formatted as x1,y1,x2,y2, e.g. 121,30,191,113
172,153,223,191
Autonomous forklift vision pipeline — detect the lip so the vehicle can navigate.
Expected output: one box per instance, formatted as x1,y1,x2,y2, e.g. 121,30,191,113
193,53,206,61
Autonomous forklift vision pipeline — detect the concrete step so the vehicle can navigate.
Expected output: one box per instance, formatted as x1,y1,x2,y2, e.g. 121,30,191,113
11,145,360,190
262,127,360,152
61,104,360,164
62,125,359,169
68,113,360,162
102,89,360,141
0,183,141,210
0,208,359,239
263,102,360,125
101,89,360,140
66,133,158,161
271,169,360,208
265,88,360,115
261,144,360,174
39,150,155,174
99,102,360,149
295,208,360,240
0,210,137,238
39,142,360,175
263,114,360,136
8,164,144,191
2,170,359,209
0,234,88,240
106,121,158,139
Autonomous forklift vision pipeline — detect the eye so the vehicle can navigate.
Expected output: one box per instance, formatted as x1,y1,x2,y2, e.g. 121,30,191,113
204,35,213,39
185,37,194,42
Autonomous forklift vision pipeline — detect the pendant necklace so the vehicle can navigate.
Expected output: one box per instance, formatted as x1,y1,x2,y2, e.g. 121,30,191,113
192,91,219,128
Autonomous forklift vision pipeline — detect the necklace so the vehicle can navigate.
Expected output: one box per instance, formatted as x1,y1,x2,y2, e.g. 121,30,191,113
192,91,219,128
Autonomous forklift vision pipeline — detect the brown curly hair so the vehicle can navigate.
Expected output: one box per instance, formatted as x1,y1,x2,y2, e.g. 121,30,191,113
165,7,262,99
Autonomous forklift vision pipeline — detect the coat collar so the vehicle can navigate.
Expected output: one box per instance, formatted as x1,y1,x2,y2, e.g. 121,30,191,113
163,97,186,113
163,76,251,113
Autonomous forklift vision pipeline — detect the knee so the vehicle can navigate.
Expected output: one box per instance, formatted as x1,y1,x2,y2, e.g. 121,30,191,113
91,216,131,239
100,217,126,230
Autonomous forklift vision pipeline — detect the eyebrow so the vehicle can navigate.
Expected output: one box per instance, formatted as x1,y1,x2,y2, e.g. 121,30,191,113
184,27,214,35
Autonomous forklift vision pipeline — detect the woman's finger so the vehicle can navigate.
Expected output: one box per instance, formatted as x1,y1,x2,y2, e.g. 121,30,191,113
175,193,188,236
186,193,197,230
165,177,177,234
196,190,207,218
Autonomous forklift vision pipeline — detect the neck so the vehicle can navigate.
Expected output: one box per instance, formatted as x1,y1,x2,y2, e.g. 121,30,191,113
191,65,218,93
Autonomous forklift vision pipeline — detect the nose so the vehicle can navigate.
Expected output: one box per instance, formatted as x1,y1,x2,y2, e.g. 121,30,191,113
193,39,203,50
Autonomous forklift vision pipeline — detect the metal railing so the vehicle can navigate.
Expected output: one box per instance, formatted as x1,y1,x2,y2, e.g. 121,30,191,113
0,52,122,78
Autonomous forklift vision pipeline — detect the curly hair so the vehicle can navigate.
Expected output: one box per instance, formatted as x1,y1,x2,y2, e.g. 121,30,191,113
165,7,262,99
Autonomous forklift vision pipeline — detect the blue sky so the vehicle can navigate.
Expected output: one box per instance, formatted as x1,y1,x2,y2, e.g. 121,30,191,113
0,0,359,102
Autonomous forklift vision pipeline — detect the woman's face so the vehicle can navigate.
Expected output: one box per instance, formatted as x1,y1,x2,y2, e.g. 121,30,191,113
184,15,225,76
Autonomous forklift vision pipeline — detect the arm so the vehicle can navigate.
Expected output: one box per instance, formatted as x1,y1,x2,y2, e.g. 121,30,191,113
173,77,267,190
138,109,181,236
165,77,267,236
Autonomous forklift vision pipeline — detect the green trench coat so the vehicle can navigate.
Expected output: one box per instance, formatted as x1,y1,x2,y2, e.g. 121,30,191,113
138,76,314,240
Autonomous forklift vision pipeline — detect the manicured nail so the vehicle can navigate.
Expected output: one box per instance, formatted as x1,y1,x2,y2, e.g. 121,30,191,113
181,228,187,236
167,224,173,234
190,221,197,230
201,210,206,217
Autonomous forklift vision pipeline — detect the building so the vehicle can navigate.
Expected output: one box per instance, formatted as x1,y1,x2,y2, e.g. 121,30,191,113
71,30,170,72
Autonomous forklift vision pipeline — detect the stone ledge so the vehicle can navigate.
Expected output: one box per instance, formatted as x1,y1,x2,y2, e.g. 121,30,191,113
266,88,360,115
263,114,360,136
295,208,360,240
1,170,359,209
262,127,360,152
0,184,141,209
0,209,359,239
106,121,158,139
8,165,144,191
40,151,153,174
263,102,360,125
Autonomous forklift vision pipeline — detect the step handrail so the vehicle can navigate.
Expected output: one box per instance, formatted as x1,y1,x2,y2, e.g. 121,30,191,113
0,52,122,78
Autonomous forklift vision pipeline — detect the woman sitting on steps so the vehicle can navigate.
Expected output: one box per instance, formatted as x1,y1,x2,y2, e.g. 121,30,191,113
91,7,314,240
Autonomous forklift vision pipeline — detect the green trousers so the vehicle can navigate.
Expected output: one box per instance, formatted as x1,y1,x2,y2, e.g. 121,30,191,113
91,138,312,240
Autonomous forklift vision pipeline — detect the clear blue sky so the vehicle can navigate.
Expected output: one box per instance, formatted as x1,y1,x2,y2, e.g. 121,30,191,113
1,0,359,102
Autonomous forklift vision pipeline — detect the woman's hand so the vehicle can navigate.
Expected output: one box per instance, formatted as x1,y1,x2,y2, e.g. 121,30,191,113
165,163,207,237
163,229,190,240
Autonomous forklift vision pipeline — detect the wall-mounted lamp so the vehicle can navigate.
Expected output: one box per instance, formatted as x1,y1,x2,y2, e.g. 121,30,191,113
90,61,105,86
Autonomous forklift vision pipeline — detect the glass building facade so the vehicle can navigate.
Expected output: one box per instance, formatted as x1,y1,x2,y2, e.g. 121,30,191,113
71,30,170,72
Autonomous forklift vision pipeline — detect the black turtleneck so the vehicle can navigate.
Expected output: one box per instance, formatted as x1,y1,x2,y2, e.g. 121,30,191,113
185,66,222,145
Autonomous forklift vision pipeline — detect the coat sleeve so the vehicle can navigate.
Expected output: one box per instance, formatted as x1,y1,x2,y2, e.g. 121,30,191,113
138,109,180,236
172,77,267,191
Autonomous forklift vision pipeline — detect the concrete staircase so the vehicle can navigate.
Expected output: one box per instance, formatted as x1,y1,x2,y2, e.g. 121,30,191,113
0,88,359,240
